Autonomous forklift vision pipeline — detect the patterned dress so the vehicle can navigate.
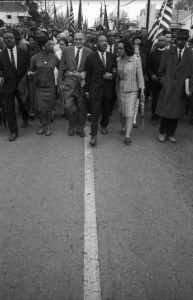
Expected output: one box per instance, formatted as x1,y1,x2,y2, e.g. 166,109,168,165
117,56,138,117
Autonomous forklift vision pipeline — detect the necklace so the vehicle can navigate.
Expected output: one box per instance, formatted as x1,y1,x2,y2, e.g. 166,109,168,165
41,52,50,65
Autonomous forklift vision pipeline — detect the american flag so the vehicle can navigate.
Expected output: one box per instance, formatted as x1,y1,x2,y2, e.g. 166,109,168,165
69,0,76,33
148,0,173,44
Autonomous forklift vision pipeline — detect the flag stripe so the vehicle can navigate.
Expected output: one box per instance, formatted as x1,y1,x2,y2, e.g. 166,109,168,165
148,0,173,44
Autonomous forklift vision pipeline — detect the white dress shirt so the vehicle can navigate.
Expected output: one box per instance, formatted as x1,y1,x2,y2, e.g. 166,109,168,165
107,44,114,53
7,46,17,69
98,51,106,66
177,47,185,60
74,46,83,69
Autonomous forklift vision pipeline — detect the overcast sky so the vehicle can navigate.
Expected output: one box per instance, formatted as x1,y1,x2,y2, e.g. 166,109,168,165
57,0,177,27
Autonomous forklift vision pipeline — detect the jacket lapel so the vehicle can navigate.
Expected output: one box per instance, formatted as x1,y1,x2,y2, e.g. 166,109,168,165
71,46,77,69
96,51,105,69
177,47,188,69
172,46,179,66
78,47,86,70
5,48,17,72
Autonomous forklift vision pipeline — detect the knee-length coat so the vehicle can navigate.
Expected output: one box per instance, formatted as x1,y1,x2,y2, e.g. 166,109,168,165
156,46,193,119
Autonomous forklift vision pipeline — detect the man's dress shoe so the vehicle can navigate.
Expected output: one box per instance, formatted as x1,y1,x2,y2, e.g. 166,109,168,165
90,135,97,146
68,128,74,136
101,127,107,134
22,120,28,128
9,133,18,141
77,130,85,137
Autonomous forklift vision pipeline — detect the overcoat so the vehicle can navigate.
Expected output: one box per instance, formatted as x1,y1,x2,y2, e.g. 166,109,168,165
156,46,193,118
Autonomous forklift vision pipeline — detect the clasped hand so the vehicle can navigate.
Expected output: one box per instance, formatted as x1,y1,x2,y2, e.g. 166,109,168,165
103,72,112,80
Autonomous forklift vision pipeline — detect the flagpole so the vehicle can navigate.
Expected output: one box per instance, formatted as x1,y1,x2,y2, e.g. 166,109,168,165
146,0,151,31
117,0,120,29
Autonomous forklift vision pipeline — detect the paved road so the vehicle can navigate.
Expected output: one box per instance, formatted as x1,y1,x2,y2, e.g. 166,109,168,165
0,103,193,300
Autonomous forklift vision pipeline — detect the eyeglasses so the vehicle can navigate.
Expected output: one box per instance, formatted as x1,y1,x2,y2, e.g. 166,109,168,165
74,38,83,41
118,47,124,50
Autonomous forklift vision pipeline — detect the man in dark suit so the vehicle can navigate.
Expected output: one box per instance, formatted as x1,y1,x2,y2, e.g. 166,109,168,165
86,34,117,146
0,32,29,141
147,35,166,125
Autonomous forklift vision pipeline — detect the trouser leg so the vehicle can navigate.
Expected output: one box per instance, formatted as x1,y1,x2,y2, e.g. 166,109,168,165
151,87,161,120
15,89,28,121
159,117,169,135
64,96,77,129
76,93,87,132
4,91,18,133
91,97,102,136
166,119,178,137
100,95,110,128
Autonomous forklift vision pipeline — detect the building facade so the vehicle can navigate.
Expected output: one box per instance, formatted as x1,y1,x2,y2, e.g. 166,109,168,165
0,1,31,25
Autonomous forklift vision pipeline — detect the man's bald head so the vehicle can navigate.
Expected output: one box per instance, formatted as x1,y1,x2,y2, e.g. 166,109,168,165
158,35,166,48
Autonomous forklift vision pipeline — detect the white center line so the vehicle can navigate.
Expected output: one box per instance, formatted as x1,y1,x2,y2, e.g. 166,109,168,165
84,127,101,300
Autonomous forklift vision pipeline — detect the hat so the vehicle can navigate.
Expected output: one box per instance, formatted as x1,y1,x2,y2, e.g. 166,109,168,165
176,29,189,38
41,28,49,36
52,27,59,32
12,28,21,39
114,32,121,37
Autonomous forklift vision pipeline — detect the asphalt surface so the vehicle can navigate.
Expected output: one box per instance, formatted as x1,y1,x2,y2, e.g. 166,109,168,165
0,102,193,300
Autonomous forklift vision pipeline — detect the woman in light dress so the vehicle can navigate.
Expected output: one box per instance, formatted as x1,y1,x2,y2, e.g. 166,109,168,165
117,38,145,145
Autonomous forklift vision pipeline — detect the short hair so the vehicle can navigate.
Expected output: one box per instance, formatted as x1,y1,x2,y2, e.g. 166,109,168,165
59,37,68,46
74,30,85,38
119,38,135,56
27,34,36,42
131,35,142,45
96,34,106,43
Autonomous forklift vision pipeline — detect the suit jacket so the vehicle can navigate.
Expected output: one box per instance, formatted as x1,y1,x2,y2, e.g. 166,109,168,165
156,46,193,118
86,51,117,99
107,44,118,56
58,46,92,98
117,54,144,92
146,49,165,88
0,47,30,93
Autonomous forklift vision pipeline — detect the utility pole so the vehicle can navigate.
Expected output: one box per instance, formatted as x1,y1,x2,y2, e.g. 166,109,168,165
117,0,120,29
146,0,151,31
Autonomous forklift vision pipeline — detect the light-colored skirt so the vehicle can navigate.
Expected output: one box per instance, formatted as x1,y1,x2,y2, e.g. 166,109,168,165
117,81,138,117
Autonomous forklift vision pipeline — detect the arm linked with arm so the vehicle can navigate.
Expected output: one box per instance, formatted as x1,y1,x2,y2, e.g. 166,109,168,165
136,57,145,89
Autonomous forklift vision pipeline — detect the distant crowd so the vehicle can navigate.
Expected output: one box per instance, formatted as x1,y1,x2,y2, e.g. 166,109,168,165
0,24,193,144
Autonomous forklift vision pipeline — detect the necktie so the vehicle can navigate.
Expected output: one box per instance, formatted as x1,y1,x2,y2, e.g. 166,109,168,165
179,50,182,62
10,48,16,69
110,45,112,53
76,49,80,68
101,52,105,67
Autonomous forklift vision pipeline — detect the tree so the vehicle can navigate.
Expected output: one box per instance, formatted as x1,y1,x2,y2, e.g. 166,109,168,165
108,10,130,30
0,19,4,27
175,0,193,10
39,0,64,29
28,1,42,27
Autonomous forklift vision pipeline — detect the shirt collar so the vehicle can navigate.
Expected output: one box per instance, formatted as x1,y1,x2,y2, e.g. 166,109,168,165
158,47,165,51
75,46,83,53
98,50,106,56
8,46,16,51
177,47,185,53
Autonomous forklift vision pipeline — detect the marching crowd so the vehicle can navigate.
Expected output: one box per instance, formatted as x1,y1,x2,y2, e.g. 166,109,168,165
0,24,193,145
